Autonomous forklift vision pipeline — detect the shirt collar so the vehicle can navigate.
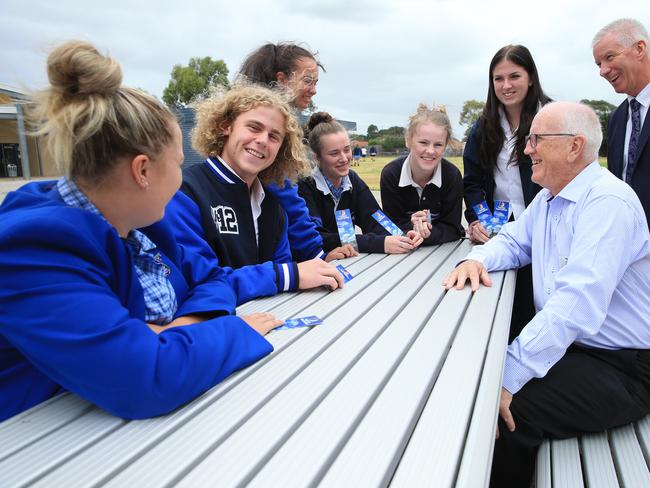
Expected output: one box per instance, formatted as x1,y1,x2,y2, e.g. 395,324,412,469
398,154,442,189
312,167,352,195
57,176,156,250
555,160,602,203
57,177,102,216
498,106,516,139
627,82,650,108
249,177,266,209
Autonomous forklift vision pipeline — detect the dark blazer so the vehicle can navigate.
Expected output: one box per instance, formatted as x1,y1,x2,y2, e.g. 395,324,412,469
380,156,464,245
298,170,389,253
607,99,650,226
463,121,541,222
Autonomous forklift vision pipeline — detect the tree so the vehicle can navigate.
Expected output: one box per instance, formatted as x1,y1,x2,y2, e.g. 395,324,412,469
580,99,616,156
459,100,486,141
367,124,378,138
163,57,229,108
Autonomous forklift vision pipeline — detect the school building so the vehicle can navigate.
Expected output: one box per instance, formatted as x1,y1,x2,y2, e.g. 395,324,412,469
0,83,57,179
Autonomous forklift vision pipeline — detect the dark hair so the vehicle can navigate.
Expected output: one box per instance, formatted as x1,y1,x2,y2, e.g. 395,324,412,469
305,111,346,159
478,45,551,171
238,42,325,86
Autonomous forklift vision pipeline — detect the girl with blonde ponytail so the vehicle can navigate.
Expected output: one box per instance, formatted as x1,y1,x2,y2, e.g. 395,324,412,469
380,103,464,245
0,41,279,422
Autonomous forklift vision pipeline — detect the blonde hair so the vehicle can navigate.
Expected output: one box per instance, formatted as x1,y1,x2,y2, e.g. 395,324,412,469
305,111,347,160
191,83,307,185
29,40,175,184
406,103,453,144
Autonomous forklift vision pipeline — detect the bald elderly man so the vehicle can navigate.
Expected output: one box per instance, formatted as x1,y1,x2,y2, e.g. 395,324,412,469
444,102,650,487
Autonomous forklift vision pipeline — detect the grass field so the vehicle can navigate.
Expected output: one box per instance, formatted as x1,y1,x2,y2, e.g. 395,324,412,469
352,155,607,191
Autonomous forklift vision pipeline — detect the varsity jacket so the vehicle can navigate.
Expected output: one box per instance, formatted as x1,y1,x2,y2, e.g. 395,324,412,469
168,158,299,305
0,181,272,421
298,169,389,253
380,156,465,245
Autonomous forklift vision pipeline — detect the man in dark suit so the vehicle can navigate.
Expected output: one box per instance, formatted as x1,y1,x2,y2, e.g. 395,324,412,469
593,18,650,225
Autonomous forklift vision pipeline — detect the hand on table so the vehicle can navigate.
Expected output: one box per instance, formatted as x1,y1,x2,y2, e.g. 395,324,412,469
442,259,492,291
242,312,283,336
298,258,345,290
324,244,359,262
384,231,423,254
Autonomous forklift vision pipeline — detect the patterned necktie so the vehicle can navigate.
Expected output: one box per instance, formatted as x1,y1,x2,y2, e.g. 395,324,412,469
626,98,641,184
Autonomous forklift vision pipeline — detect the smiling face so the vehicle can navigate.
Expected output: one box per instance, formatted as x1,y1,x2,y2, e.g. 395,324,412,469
316,130,352,186
593,32,647,97
492,58,531,112
525,109,576,196
220,106,286,186
405,122,447,180
279,56,319,110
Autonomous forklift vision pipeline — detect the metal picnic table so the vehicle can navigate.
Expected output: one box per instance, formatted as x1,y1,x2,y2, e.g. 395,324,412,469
0,239,516,487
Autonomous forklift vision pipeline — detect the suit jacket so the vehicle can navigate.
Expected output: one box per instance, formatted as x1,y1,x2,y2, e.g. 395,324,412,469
608,99,650,226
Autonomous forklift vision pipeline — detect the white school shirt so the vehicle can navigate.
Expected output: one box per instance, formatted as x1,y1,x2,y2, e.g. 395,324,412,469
398,154,442,198
466,161,650,394
493,107,526,219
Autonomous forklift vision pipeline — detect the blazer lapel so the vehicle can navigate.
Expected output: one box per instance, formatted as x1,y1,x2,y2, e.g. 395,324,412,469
608,102,628,178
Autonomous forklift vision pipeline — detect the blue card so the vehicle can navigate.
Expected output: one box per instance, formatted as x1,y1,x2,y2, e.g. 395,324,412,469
336,264,353,283
335,209,359,251
275,315,323,331
371,209,404,236
491,200,510,233
472,200,493,231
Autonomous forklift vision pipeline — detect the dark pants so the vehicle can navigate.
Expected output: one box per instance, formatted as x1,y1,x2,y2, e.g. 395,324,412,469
490,346,650,487
508,264,535,342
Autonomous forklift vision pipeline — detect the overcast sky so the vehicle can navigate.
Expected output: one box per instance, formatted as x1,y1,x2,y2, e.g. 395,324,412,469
2,1,649,138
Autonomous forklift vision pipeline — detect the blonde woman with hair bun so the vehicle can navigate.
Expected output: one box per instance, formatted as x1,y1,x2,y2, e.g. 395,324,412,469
0,40,280,422
380,103,464,245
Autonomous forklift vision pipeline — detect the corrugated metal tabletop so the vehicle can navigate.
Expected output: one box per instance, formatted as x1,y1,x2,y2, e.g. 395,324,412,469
0,240,516,488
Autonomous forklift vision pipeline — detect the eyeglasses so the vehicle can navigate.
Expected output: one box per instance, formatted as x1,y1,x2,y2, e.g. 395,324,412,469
298,75,318,87
525,133,576,148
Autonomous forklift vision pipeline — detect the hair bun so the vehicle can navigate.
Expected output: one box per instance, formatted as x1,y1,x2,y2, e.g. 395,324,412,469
306,111,334,132
47,40,122,97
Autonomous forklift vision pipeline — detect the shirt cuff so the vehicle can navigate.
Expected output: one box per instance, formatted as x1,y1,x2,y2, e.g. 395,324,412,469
274,262,299,292
502,349,535,395
316,250,326,260
464,247,492,269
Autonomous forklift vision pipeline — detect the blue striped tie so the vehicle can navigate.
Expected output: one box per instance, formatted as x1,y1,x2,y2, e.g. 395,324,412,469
626,98,641,184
